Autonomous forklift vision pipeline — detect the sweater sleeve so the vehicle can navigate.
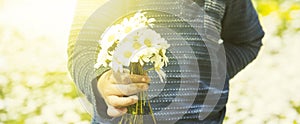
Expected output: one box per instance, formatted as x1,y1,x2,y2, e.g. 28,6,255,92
221,0,265,78
67,0,113,122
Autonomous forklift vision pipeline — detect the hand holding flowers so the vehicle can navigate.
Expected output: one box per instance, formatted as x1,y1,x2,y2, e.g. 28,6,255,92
97,70,150,117
94,11,169,124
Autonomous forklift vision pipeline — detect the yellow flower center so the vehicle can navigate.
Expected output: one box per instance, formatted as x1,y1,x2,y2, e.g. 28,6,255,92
133,41,142,49
144,38,152,47
124,51,132,58
108,35,115,42
133,35,139,40
125,27,132,33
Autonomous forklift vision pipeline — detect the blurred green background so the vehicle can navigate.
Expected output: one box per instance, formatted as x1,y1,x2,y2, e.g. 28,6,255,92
0,0,299,123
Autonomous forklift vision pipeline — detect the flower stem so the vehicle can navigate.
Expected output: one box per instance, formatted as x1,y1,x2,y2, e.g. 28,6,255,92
119,62,156,124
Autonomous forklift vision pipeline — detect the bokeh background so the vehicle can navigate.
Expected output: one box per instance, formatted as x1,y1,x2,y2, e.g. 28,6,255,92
0,0,299,123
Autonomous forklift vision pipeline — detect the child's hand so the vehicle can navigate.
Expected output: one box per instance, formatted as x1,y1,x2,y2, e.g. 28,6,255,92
97,70,150,117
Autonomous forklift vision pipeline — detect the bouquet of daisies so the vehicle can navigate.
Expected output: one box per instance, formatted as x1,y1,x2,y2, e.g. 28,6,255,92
94,11,170,124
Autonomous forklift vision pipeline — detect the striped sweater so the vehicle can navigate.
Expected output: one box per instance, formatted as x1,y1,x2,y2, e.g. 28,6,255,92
67,0,264,123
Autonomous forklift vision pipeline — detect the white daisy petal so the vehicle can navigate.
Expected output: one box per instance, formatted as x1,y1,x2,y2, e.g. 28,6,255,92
95,11,170,79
